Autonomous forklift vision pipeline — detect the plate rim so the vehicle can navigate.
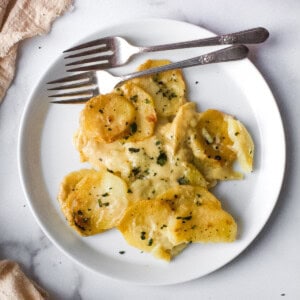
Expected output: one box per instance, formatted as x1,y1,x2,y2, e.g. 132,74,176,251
18,17,286,285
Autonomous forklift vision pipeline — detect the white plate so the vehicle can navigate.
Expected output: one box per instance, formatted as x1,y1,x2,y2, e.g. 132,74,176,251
18,18,285,285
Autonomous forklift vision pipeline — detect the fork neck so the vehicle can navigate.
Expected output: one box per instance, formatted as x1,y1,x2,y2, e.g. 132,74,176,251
138,37,220,53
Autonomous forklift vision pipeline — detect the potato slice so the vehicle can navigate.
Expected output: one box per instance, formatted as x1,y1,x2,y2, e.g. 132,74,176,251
80,93,136,143
132,59,186,117
116,82,157,141
58,169,128,236
118,185,236,261
165,102,199,153
190,109,253,181
159,186,237,244
227,117,254,172
192,109,237,165
118,199,186,261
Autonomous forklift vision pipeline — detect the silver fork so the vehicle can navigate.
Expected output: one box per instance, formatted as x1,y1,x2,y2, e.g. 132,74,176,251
48,45,248,103
63,27,268,72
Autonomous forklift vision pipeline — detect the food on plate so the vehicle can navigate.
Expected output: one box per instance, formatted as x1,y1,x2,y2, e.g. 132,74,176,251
80,93,136,143
118,186,237,261
75,102,208,200
118,196,187,261
132,59,186,117
159,186,237,245
227,116,254,173
190,109,254,181
115,82,157,142
57,59,254,261
58,169,128,236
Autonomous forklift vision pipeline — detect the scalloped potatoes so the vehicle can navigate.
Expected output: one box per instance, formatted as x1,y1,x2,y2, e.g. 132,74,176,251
58,59,254,261
58,169,128,236
190,109,254,181
115,82,157,142
80,93,136,143
132,59,186,117
118,186,237,261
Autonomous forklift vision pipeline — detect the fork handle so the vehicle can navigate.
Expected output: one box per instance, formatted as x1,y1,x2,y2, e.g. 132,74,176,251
119,45,249,84
139,27,268,53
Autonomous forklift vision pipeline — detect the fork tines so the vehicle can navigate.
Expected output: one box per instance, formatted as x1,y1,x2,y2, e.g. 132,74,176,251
47,72,98,103
65,54,112,67
63,36,114,72
64,37,112,53
64,44,111,59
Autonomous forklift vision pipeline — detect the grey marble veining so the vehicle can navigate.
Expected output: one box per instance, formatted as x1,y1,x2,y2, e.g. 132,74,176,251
1,0,300,299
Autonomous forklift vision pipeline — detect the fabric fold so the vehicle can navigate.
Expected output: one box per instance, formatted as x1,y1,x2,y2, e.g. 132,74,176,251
0,260,49,300
0,0,73,102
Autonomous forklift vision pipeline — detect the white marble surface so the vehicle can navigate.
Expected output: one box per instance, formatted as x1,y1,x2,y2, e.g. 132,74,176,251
1,0,300,299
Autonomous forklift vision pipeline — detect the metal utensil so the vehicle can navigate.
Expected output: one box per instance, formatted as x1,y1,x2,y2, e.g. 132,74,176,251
48,45,249,103
63,27,267,72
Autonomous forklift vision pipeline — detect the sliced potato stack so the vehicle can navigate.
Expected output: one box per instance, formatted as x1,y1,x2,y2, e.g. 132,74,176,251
57,58,255,262
162,186,237,245
79,83,157,144
118,198,181,261
190,109,254,181
118,185,237,261
58,169,129,236
132,59,186,117
75,83,158,177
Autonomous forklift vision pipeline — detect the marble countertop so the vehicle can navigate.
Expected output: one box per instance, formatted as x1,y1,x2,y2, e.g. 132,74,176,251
1,0,300,299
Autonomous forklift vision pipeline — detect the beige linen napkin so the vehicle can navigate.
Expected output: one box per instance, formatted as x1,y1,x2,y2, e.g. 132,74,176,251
0,0,73,103
0,260,48,299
